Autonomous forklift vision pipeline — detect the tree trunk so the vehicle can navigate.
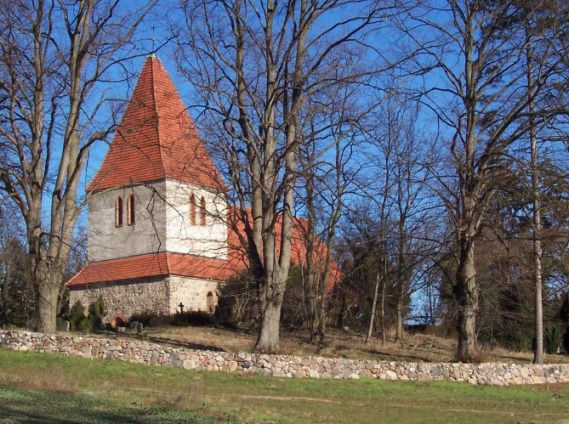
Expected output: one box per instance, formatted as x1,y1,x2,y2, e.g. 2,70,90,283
454,240,479,362
316,285,327,344
527,28,544,365
256,282,283,353
380,269,386,345
395,301,404,341
34,257,64,333
365,272,380,344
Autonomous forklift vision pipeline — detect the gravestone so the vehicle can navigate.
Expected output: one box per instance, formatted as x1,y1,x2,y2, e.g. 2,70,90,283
58,320,70,332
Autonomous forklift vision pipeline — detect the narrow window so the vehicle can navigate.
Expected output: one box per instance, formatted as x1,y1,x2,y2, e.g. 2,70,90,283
115,196,123,227
206,291,215,313
200,196,206,226
126,194,135,226
189,193,196,225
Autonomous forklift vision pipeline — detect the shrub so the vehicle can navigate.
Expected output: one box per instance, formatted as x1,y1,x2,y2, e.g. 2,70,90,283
68,300,90,331
216,274,258,329
559,294,569,326
172,311,214,326
88,296,106,331
508,333,531,353
562,326,569,354
129,311,156,327
544,326,562,354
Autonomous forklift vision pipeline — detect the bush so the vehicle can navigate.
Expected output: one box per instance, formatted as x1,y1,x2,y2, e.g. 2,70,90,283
507,333,532,353
88,296,106,331
216,274,258,329
172,311,214,327
68,300,90,331
544,326,562,354
562,326,569,354
129,311,156,327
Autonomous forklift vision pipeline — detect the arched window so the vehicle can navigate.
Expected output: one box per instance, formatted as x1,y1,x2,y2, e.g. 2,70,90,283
126,194,135,226
200,196,206,226
115,196,123,227
189,193,196,225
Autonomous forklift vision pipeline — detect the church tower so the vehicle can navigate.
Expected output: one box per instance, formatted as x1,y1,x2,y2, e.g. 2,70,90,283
68,56,238,320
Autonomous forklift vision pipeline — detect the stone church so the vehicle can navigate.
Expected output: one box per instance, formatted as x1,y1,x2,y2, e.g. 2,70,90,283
67,56,337,322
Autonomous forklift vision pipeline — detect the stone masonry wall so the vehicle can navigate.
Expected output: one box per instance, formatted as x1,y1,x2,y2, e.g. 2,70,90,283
69,277,170,321
169,276,218,313
1,330,568,386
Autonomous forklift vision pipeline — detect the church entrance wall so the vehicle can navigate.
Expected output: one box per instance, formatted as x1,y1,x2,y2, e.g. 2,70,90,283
168,275,219,314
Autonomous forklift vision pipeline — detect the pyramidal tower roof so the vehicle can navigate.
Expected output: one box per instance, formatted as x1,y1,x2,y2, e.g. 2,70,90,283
87,56,224,193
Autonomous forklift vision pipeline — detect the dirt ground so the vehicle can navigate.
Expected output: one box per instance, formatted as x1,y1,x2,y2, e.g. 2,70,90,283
140,325,569,364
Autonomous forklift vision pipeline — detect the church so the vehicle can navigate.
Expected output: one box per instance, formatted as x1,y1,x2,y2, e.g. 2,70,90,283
67,56,336,322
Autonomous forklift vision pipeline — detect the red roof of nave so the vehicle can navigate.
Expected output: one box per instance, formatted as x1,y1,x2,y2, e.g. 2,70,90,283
66,252,244,286
87,56,224,193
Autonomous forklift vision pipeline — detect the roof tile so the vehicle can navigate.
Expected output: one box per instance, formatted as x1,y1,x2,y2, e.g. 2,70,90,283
87,56,224,192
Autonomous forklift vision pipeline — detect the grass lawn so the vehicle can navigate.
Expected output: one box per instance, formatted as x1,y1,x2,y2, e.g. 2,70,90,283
0,349,568,424
0,386,237,423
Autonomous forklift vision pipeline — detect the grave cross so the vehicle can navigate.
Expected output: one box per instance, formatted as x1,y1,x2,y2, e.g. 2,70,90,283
178,302,185,314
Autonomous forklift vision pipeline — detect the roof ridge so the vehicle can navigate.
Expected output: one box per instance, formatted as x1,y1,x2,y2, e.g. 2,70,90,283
150,57,168,180
86,56,226,193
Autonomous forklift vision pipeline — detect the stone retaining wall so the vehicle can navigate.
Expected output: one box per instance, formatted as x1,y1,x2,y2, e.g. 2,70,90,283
1,330,568,386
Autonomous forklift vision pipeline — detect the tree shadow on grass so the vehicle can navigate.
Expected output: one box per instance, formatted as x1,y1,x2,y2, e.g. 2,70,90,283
97,330,224,353
0,386,234,424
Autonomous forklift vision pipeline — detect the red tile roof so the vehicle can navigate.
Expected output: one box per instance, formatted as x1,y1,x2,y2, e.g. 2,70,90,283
87,56,225,193
66,252,244,286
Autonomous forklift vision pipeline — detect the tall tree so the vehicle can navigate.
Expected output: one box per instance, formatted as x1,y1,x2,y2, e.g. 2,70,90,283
403,0,564,361
0,0,153,332
297,79,365,343
520,0,569,364
176,0,394,352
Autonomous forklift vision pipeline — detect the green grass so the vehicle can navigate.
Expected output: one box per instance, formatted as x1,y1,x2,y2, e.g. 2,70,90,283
0,386,237,423
0,349,568,424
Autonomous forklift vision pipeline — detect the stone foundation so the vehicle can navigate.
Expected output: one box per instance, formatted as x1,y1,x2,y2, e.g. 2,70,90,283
1,330,568,386
69,277,170,321
69,276,221,320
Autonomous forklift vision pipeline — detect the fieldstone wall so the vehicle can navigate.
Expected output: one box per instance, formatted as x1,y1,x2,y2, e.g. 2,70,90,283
168,276,219,313
1,330,568,386
69,277,170,321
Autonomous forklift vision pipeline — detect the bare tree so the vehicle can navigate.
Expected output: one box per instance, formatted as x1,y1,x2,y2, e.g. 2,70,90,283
0,0,154,332
357,92,438,343
296,78,366,343
520,0,569,364
176,0,395,352
402,1,564,361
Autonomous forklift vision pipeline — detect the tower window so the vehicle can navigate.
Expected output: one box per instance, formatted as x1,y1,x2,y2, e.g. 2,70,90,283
189,193,196,225
115,196,123,227
200,196,206,226
126,194,135,226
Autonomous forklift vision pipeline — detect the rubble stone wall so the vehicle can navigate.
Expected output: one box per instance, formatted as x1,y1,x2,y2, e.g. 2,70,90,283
1,330,568,386
69,278,170,321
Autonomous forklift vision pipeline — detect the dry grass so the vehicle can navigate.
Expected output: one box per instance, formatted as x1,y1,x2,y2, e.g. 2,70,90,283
139,325,569,364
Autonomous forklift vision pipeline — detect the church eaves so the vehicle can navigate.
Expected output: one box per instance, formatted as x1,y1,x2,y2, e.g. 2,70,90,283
87,56,225,193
